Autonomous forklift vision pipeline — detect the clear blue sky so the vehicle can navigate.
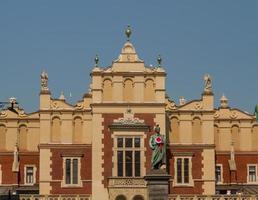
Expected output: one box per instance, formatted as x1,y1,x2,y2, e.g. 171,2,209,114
0,0,257,113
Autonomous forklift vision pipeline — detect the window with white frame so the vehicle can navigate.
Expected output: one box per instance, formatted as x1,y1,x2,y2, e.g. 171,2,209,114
174,156,193,185
24,165,36,185
215,165,223,183
62,157,82,187
115,136,142,177
248,165,257,183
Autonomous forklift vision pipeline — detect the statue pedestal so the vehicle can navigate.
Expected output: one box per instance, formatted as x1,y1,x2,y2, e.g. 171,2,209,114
144,169,171,200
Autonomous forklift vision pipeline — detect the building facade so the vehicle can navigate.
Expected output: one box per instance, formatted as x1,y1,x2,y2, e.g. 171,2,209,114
0,31,257,200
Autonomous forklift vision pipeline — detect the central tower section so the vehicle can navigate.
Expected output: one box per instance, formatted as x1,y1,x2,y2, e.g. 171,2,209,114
90,27,167,200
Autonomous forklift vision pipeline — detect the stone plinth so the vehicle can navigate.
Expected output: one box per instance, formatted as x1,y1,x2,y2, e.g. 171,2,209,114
144,169,171,200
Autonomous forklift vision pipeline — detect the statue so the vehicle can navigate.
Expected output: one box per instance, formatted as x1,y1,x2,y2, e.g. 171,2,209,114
204,74,212,93
41,71,49,91
12,143,19,172
149,124,166,169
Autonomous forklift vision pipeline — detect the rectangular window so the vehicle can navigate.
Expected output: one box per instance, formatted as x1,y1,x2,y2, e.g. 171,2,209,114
248,165,256,182
64,158,79,185
25,166,35,185
216,165,222,183
116,137,142,177
176,157,190,184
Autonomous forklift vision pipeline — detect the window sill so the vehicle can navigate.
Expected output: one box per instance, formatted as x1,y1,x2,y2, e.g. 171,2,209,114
24,183,35,186
246,182,258,184
173,183,194,187
61,181,83,188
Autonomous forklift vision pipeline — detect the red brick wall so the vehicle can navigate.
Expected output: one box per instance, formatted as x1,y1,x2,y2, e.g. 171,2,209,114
216,153,258,184
168,147,204,194
19,154,39,185
102,113,123,187
0,153,39,185
50,146,92,194
102,113,155,187
0,155,15,184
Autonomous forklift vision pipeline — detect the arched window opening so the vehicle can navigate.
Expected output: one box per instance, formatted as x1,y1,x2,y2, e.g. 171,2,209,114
252,125,258,149
73,117,83,143
144,79,155,101
19,125,27,150
51,117,61,143
170,117,179,143
115,195,127,200
0,125,6,150
231,125,240,150
192,117,202,143
103,79,112,101
123,79,134,102
133,195,144,200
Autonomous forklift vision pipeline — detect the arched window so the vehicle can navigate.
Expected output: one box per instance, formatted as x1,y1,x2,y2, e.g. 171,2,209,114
103,79,112,101
252,125,258,150
170,117,179,143
144,79,155,101
51,117,61,143
231,125,240,150
123,79,134,102
0,125,6,150
192,117,202,143
19,125,27,150
73,117,83,143
115,195,127,200
133,195,144,200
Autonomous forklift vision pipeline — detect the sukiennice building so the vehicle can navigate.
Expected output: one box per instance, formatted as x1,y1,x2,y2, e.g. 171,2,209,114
0,28,257,200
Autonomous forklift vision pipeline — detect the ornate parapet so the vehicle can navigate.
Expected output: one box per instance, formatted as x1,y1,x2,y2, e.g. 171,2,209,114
108,177,146,188
108,177,147,200
19,195,91,200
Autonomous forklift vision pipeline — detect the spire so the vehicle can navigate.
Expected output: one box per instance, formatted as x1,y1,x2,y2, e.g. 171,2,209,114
59,91,66,100
220,94,229,108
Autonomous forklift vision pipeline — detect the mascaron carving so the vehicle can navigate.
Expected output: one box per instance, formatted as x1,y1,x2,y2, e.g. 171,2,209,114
113,108,144,125
0,110,7,117
230,111,238,119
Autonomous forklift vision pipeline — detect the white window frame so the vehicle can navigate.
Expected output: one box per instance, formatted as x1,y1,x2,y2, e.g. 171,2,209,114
247,164,258,184
112,131,146,177
215,164,223,184
24,165,37,185
174,156,193,186
61,157,82,187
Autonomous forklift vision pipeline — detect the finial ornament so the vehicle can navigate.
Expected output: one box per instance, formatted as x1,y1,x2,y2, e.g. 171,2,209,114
41,70,49,92
157,54,162,67
125,25,132,41
94,54,99,67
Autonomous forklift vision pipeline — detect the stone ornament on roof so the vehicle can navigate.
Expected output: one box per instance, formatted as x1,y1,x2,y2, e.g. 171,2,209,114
113,26,143,63
203,74,212,94
220,94,229,108
40,70,49,92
